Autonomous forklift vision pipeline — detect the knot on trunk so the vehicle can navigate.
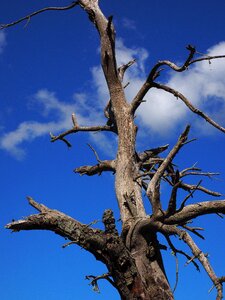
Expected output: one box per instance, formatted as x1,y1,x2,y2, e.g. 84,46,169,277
102,209,118,235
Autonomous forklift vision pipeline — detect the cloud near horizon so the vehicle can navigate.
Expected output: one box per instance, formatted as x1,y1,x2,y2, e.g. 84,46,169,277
1,39,225,159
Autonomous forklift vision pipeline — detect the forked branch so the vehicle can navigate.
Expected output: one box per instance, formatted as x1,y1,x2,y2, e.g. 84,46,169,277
51,124,115,145
131,46,225,114
146,126,190,214
86,273,116,292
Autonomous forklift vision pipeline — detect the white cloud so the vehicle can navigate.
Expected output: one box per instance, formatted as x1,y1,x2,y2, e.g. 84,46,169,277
0,90,104,159
125,41,225,135
1,40,225,159
91,39,149,104
92,39,225,136
0,31,6,54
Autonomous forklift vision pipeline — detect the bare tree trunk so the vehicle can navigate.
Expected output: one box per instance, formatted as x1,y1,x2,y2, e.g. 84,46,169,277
3,1,225,299
114,238,173,300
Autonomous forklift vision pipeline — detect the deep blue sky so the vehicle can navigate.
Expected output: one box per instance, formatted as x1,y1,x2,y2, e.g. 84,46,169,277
1,1,225,299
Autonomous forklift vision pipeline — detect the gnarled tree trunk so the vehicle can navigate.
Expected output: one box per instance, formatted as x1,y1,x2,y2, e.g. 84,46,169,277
3,1,225,299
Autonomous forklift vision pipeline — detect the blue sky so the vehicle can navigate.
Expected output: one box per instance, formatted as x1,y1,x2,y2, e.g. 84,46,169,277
1,1,225,299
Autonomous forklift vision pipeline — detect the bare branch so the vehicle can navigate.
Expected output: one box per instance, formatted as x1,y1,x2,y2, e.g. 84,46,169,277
87,143,101,163
50,132,72,148
172,252,179,293
138,144,169,163
165,235,200,271
190,55,225,65
118,59,136,81
146,126,190,214
181,224,205,240
0,2,79,30
51,124,115,145
152,82,225,134
86,273,116,292
165,200,225,224
72,113,78,127
180,171,220,179
74,160,116,176
130,45,225,115
5,197,105,259
178,180,202,211
180,182,221,197
27,196,49,213
180,163,200,174
130,80,153,114
148,45,196,79
174,228,223,300
167,171,180,215
130,45,196,114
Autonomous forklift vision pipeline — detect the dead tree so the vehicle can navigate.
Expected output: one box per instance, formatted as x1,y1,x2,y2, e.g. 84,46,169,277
2,1,225,299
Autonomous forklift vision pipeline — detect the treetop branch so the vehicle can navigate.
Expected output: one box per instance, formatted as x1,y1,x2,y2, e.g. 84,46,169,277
153,82,225,134
0,2,79,30
130,47,225,115
118,59,136,81
148,45,196,80
190,54,225,65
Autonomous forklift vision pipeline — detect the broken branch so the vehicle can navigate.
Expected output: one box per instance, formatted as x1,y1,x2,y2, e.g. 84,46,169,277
5,197,106,259
74,160,116,176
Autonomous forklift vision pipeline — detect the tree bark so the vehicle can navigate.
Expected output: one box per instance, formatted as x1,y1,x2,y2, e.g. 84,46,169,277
3,1,225,299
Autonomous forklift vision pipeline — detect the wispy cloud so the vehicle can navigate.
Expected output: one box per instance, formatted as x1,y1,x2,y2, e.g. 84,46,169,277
0,31,6,54
122,18,137,31
1,39,225,159
0,90,104,159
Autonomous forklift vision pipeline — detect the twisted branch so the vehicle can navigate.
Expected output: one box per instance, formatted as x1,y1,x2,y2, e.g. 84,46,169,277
131,45,225,114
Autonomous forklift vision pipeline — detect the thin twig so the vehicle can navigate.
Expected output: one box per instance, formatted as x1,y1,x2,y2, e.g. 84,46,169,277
178,180,202,212
172,252,179,293
165,235,200,271
0,2,79,29
87,143,101,162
